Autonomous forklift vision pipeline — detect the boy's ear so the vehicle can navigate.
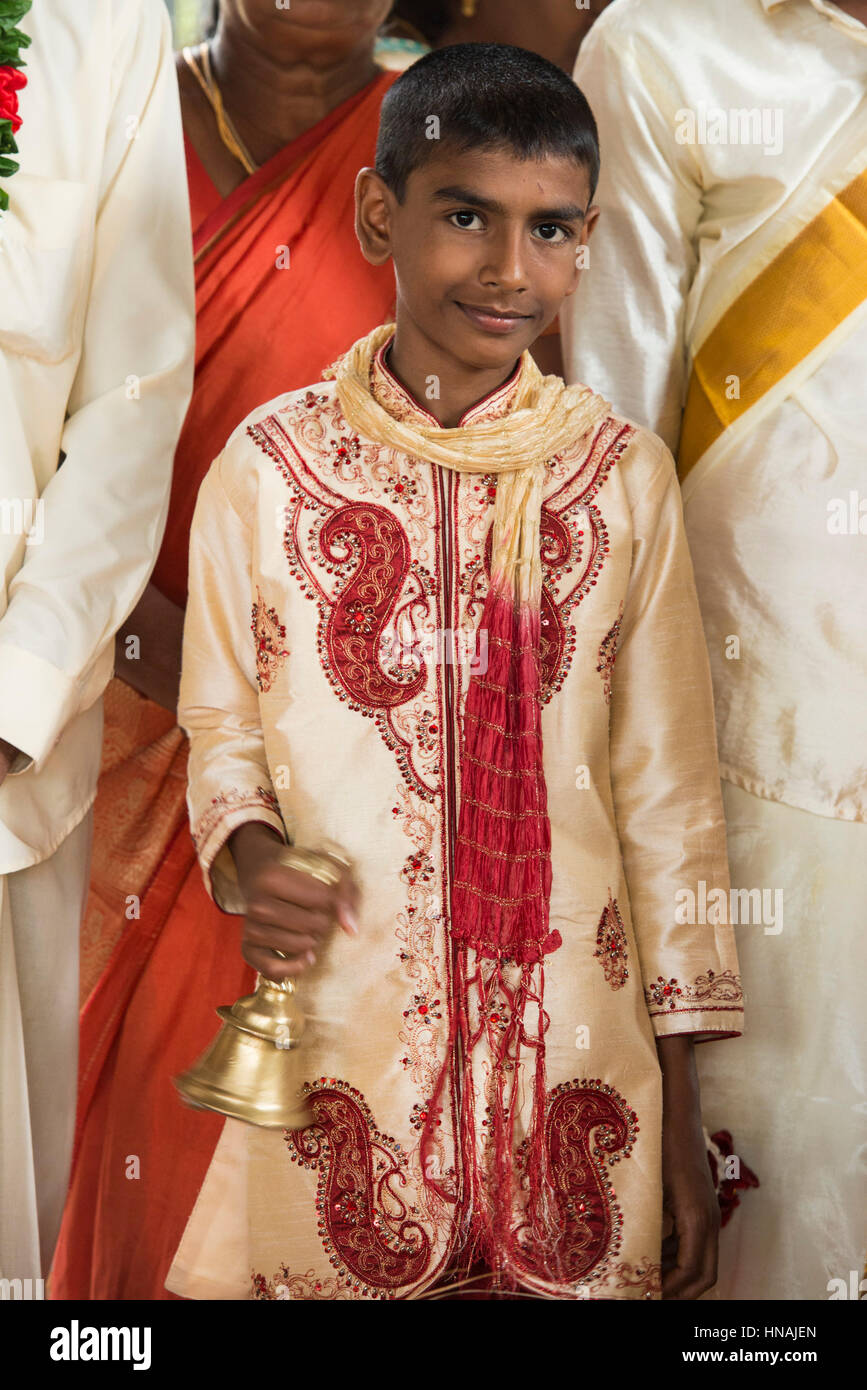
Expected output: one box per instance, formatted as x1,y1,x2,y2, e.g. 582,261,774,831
561,204,601,302
355,167,395,266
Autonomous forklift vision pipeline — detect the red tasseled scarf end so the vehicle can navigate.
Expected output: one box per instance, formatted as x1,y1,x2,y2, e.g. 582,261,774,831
420,574,567,1287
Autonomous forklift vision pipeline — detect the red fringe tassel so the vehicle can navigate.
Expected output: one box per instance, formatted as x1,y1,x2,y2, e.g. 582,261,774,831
420,573,565,1284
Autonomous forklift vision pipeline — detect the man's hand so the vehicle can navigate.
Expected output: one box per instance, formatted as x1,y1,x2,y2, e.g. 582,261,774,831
657,1034,720,1300
228,822,360,983
0,737,24,788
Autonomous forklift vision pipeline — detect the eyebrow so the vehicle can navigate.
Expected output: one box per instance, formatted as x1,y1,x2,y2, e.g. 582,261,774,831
431,185,586,222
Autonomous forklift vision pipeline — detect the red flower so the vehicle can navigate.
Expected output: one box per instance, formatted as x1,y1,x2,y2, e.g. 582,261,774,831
0,65,27,133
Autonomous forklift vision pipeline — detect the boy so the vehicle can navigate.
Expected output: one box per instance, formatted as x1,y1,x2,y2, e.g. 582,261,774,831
168,44,742,1301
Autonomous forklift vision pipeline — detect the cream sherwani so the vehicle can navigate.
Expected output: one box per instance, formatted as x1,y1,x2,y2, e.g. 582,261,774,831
167,341,742,1300
564,0,866,1299
0,0,195,1278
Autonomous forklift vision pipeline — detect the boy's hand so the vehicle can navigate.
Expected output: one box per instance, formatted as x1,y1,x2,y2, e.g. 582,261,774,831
657,1035,720,1300
228,822,359,983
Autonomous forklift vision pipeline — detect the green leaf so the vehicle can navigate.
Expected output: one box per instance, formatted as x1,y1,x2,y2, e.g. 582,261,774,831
0,1,33,29
0,29,31,62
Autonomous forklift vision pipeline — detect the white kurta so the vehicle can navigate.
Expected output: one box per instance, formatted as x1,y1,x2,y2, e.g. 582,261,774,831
0,0,195,1278
168,342,743,1300
564,0,867,1298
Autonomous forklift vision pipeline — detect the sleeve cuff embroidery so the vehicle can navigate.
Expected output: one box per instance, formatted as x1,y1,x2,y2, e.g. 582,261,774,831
192,785,286,915
644,967,744,1040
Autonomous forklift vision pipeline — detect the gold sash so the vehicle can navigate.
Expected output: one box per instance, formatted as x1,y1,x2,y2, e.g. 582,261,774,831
677,168,867,482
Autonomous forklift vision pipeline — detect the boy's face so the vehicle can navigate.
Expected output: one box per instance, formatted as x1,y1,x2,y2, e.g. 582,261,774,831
356,146,597,375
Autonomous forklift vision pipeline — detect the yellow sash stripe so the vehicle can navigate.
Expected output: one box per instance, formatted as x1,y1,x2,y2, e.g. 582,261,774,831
677,169,867,482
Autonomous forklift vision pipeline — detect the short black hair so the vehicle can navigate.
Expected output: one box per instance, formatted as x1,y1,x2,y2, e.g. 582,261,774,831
375,43,600,204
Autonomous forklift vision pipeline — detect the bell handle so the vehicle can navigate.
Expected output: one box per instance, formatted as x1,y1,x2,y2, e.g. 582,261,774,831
260,947,296,994
259,843,352,989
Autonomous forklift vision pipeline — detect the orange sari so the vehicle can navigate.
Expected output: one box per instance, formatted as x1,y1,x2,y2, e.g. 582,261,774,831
51,69,397,1301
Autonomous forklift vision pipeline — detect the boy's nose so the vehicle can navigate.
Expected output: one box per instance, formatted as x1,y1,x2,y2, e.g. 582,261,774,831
479,230,529,293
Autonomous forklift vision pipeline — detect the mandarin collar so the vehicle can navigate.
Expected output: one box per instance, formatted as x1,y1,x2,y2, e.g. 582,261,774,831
369,335,525,430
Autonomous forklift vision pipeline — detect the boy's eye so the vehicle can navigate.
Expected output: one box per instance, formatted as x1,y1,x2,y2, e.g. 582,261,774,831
533,223,571,244
448,210,484,230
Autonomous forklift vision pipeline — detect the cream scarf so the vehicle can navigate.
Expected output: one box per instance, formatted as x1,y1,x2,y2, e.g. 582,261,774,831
333,323,610,609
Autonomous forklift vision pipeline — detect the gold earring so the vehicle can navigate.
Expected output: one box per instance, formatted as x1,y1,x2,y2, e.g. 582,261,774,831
461,0,478,17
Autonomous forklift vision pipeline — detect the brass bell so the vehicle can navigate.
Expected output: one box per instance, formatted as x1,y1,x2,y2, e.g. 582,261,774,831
173,845,350,1130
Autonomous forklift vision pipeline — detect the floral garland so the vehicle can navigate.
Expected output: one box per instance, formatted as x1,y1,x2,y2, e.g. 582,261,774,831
0,0,32,214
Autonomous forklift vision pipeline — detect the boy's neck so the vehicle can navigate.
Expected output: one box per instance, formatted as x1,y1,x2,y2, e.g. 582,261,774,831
387,320,521,428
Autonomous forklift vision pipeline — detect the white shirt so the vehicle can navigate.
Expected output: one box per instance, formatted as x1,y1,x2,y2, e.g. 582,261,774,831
564,0,867,824
0,0,195,870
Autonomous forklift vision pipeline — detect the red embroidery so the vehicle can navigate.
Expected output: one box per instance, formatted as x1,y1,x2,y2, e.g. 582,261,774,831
532,419,635,702
251,587,290,693
318,503,425,709
191,785,281,856
594,892,629,990
285,1079,433,1298
252,411,438,803
583,1258,662,1299
647,976,682,1008
252,1267,347,1300
646,968,743,1016
514,1077,638,1285
597,602,624,705
402,992,442,1021
466,425,633,707
382,472,421,506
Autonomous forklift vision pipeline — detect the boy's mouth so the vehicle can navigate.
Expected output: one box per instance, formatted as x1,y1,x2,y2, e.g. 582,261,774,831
455,302,535,335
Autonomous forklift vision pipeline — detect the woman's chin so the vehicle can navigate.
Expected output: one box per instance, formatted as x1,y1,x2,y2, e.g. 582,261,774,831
255,0,386,37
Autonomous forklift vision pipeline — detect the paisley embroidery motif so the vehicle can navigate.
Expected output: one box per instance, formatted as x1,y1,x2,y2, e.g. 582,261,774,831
514,1077,638,1285
319,502,425,709
251,587,290,693
594,892,629,990
251,407,441,800
284,1079,434,1298
597,602,624,705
